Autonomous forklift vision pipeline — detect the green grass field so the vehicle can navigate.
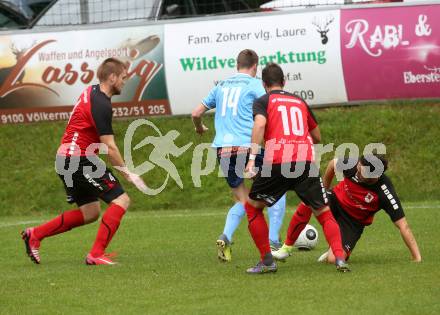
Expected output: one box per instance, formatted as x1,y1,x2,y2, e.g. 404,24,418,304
1,102,439,314
1,102,440,216
0,203,438,314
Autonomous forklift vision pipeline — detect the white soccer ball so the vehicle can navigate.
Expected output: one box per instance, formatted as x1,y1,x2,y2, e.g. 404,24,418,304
294,224,319,250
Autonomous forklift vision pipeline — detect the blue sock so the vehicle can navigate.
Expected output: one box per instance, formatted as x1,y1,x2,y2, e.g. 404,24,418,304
268,194,287,244
222,202,245,242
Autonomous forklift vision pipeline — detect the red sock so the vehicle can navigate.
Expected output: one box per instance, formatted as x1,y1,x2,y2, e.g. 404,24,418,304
244,202,271,261
316,210,345,259
33,209,84,240
285,203,313,246
90,203,126,257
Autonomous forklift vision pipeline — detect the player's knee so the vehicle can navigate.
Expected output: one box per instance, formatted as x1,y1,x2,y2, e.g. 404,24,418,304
237,195,247,204
125,195,131,209
113,193,130,210
246,198,262,209
80,202,101,224
311,205,330,217
82,209,99,224
230,203,246,218
88,210,100,222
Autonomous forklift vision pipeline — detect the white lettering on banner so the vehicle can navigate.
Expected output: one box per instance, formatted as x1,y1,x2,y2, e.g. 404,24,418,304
415,14,432,37
0,112,70,124
403,66,440,84
345,19,410,57
26,111,71,122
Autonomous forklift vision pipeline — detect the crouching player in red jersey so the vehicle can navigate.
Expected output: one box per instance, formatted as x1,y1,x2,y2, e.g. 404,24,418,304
21,58,146,265
244,63,350,274
273,155,422,263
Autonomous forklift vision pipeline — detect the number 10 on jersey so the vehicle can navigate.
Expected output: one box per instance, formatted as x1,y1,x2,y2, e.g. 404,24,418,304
278,105,304,136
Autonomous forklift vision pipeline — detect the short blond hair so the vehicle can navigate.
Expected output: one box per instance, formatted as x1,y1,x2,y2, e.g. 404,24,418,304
97,58,128,82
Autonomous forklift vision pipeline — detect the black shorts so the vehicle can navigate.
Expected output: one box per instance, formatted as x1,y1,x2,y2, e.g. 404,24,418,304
57,156,125,207
249,162,327,209
217,147,264,188
328,192,365,257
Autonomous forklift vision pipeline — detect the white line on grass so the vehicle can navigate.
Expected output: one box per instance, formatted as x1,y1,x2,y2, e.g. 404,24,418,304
1,204,439,229
0,212,223,229
403,205,440,209
0,220,44,229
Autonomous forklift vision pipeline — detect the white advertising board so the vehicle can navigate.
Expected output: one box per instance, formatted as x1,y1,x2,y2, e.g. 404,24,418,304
0,24,169,123
164,10,347,114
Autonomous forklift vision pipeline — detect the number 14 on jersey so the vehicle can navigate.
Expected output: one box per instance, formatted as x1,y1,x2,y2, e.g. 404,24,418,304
221,87,242,116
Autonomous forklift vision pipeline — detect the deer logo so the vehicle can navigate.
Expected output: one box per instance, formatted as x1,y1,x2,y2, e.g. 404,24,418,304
312,16,335,45
0,42,35,85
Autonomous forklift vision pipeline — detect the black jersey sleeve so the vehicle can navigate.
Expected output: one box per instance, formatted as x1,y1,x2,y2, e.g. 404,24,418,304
91,92,114,136
378,176,405,222
253,94,269,118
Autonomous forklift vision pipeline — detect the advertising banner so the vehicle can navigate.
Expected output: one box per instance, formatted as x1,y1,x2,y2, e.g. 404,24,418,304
0,24,169,124
341,5,440,101
164,10,347,114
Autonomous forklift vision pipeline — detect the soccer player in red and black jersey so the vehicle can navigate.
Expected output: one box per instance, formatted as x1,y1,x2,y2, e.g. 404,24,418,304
244,62,349,273
21,58,146,265
276,155,422,264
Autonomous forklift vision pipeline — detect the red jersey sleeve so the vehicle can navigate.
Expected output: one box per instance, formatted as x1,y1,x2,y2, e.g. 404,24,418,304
307,106,318,130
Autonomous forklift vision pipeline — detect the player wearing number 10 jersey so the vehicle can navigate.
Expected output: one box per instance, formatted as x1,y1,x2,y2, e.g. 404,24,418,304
191,50,286,262
244,62,349,273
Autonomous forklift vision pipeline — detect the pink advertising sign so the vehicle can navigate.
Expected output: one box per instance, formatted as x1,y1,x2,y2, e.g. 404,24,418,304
341,5,440,101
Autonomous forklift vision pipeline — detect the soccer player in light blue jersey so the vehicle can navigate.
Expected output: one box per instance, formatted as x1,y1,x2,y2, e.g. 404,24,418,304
192,49,286,262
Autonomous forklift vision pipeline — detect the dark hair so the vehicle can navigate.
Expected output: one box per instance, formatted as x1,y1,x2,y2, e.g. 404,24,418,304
97,58,128,82
236,49,259,70
359,154,388,176
262,62,285,88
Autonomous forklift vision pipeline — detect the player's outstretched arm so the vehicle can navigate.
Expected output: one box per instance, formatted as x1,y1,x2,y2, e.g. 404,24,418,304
100,135,147,192
249,114,266,152
309,126,321,144
100,135,126,170
191,104,209,135
245,114,266,177
393,217,422,262
322,159,336,189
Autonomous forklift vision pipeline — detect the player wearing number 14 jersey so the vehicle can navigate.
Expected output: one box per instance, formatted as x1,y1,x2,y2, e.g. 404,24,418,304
244,62,349,273
192,50,286,262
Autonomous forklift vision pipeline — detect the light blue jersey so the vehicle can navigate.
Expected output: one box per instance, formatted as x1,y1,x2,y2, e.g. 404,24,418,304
202,73,266,147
